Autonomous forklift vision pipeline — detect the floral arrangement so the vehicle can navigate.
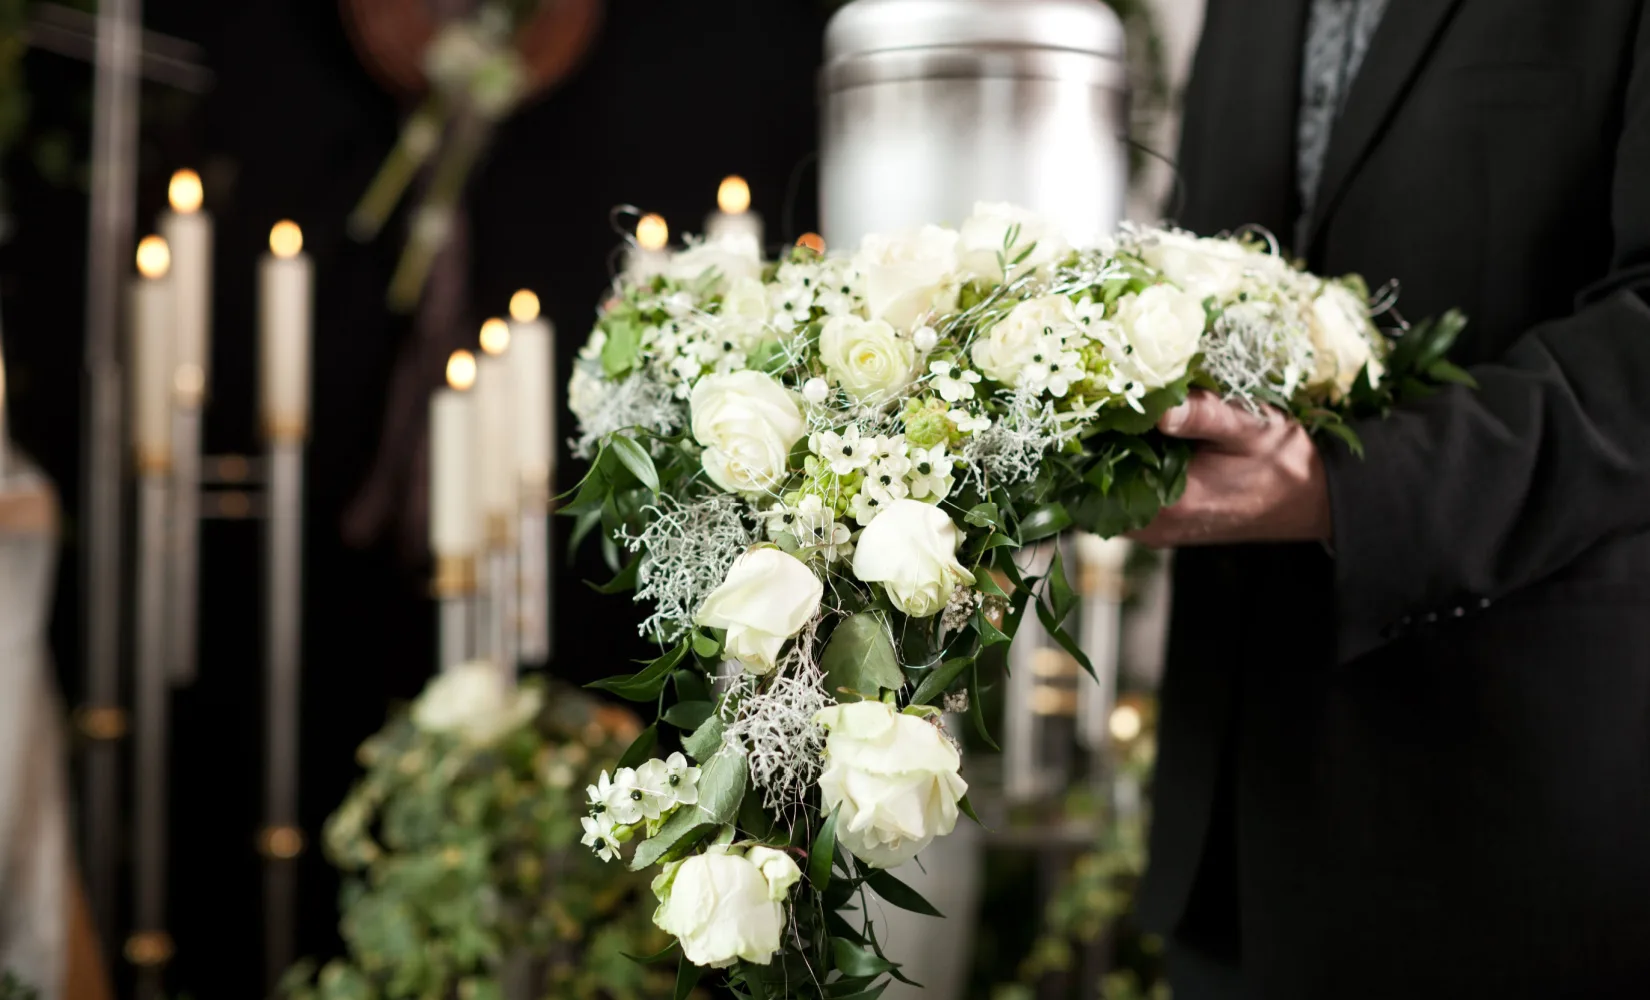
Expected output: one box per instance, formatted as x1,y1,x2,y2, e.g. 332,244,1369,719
282,665,674,1000
564,203,1468,994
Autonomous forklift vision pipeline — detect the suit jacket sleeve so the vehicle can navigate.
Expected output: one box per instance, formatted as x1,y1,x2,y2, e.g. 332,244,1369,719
1322,10,1650,665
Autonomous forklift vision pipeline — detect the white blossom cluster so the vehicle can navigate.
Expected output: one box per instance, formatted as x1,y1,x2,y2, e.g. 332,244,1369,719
580,752,702,862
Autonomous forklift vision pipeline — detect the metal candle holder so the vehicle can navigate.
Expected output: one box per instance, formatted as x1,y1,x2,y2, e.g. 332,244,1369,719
435,554,479,671
516,481,551,666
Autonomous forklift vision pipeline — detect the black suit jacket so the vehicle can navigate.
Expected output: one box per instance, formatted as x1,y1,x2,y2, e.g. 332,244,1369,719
1139,2,1650,997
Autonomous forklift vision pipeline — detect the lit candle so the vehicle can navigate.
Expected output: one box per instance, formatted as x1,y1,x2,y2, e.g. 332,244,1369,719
624,213,671,280
475,317,516,543
508,290,555,495
705,175,763,246
159,169,212,405
431,349,479,559
131,235,174,472
260,221,313,441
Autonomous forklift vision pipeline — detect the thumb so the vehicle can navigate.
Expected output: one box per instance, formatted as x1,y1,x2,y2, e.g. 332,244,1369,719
1158,389,1271,445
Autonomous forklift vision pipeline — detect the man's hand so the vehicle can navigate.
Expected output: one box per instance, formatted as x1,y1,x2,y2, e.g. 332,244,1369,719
1128,390,1333,548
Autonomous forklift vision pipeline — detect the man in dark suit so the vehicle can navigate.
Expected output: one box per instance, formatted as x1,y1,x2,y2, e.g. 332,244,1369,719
1129,1,1650,997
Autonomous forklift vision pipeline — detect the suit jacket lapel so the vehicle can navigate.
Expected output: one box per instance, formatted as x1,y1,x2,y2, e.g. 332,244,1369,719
1304,0,1465,249
1176,0,1308,241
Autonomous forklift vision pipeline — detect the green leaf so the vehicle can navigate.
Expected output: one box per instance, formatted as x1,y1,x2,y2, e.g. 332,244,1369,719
863,867,943,917
1426,358,1478,388
674,955,703,1000
601,318,643,377
958,792,984,827
963,502,1002,531
682,713,726,762
662,700,713,732
968,661,999,750
810,808,841,891
608,433,660,493
616,724,659,770
831,984,891,1000
630,749,748,870
623,941,679,966
587,641,689,701
691,630,722,659
1018,503,1073,543
587,553,641,595
833,940,899,979
822,613,905,701
909,657,972,707
1035,597,1096,679
1047,548,1077,627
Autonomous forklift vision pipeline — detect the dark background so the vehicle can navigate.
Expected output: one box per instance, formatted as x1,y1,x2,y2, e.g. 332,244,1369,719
0,0,826,992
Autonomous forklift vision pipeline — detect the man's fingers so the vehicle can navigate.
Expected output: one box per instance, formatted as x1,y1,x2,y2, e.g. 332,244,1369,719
1158,389,1272,446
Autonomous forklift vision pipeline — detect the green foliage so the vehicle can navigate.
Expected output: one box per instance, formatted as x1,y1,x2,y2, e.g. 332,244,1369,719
282,678,672,1000
0,972,38,1000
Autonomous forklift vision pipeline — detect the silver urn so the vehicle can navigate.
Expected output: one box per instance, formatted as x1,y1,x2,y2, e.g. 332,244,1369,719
819,0,1129,251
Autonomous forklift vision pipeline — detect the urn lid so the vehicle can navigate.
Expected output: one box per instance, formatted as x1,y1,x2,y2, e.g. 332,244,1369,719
824,0,1124,64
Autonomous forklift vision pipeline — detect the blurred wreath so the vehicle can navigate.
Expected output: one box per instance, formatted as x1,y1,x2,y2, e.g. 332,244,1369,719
281,668,674,1000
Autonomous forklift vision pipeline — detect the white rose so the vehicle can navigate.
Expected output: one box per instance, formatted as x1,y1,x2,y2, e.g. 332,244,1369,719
668,232,764,290
411,661,541,745
690,371,806,495
851,498,975,618
818,315,917,402
814,701,968,869
1112,284,1207,389
1308,281,1384,399
652,846,799,968
695,547,823,673
853,225,961,331
958,201,1071,282
970,295,1080,388
1139,230,1256,301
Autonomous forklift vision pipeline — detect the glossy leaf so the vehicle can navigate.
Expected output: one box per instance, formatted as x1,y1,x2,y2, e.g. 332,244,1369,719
630,750,747,870
587,642,689,701
822,613,905,701
863,866,943,917
682,713,726,762
909,657,971,707
615,724,658,770
662,700,713,732
809,808,841,891
608,433,660,493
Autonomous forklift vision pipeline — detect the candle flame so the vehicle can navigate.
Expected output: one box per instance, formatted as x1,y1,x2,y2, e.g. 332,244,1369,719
636,213,669,251
168,169,204,214
1108,703,1143,742
508,289,540,323
717,175,751,215
446,349,477,391
479,318,510,355
269,220,304,258
796,232,826,254
135,235,171,278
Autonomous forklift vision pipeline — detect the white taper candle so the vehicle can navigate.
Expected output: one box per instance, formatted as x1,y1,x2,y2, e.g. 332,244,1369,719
130,236,174,471
260,221,313,440
431,350,479,558
159,169,212,402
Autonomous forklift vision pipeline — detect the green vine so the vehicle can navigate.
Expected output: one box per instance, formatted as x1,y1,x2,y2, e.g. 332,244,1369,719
282,676,674,1000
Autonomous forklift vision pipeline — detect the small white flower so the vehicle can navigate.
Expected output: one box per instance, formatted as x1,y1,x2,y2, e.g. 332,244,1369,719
864,456,912,500
849,483,898,526
1112,284,1207,389
581,813,622,863
791,495,855,562
907,444,955,500
802,377,830,405
1307,280,1383,399
604,767,649,825
970,295,1083,392
636,752,701,809
913,326,939,353
812,426,874,477
929,359,982,403
949,408,992,435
